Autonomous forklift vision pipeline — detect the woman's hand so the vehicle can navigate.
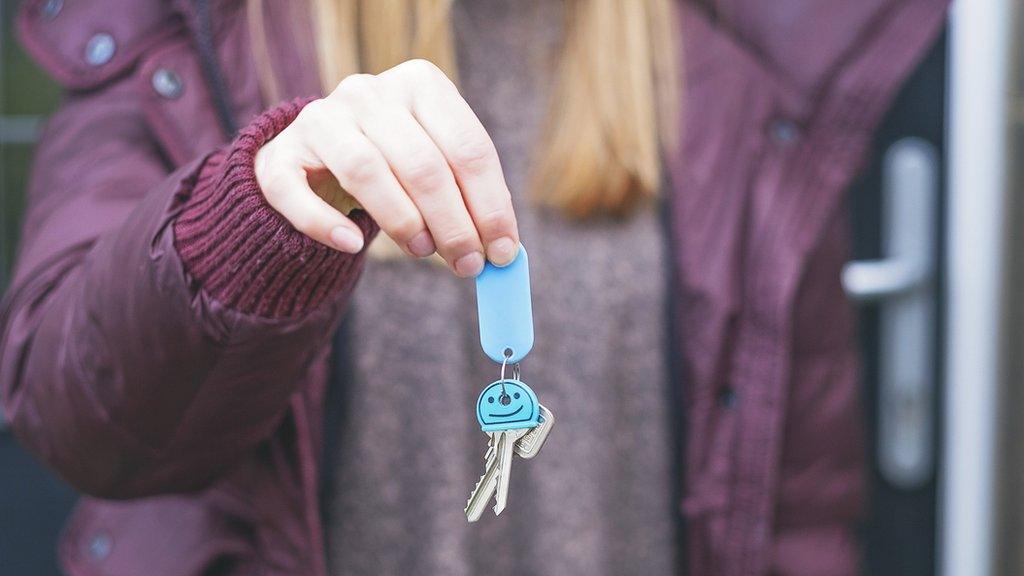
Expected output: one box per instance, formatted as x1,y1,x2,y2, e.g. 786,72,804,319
254,59,519,277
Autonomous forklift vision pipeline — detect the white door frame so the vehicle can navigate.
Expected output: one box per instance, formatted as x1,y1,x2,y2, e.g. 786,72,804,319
941,1,1012,574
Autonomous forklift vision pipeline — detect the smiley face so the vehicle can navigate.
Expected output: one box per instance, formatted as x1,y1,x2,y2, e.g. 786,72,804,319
476,379,540,432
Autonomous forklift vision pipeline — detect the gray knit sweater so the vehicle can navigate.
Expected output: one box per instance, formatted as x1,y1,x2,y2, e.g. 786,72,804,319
328,2,678,574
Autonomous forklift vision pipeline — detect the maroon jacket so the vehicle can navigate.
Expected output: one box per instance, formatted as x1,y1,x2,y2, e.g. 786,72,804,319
1,0,947,574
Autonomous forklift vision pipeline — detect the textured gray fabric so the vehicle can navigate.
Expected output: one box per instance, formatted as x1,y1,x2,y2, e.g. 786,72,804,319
328,2,678,574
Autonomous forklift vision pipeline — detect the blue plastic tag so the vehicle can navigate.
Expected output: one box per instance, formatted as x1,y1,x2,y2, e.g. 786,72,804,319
475,245,534,364
476,379,541,432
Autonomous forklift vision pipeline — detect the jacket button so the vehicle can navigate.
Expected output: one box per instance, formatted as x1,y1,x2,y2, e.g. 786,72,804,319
86,532,112,560
768,118,800,145
84,33,116,67
717,388,738,409
152,68,184,99
41,0,63,19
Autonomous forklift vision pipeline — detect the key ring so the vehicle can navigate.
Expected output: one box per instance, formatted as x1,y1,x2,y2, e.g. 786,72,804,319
499,350,521,402
499,350,521,381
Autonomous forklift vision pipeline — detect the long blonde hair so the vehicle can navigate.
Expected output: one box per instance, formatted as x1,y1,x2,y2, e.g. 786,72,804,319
249,0,680,220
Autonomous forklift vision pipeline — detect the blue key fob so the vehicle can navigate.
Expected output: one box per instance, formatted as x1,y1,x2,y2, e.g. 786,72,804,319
475,246,534,364
476,379,541,432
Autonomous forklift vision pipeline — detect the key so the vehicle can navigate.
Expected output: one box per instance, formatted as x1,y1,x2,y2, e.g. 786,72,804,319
465,436,500,522
466,427,530,521
474,406,552,519
512,404,554,459
493,428,525,516
491,409,555,514
469,378,544,521
485,404,554,461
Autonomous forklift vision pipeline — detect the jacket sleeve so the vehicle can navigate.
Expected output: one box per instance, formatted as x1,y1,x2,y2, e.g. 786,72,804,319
0,77,376,499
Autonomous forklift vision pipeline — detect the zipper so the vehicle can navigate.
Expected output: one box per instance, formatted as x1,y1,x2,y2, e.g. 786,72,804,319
191,0,238,138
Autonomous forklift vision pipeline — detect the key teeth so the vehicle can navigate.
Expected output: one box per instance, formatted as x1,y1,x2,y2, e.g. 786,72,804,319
464,468,495,520
465,473,488,509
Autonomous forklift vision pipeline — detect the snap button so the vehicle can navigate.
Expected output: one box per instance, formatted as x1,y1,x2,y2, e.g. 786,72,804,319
86,532,113,560
768,118,800,145
717,388,738,409
152,68,184,99
41,0,63,19
84,33,116,67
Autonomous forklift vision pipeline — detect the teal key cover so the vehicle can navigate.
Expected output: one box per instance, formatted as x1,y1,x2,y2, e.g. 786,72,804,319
476,379,541,432
475,245,534,364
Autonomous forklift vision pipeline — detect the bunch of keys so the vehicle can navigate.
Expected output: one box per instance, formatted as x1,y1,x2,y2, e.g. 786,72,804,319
465,246,554,522
465,362,554,521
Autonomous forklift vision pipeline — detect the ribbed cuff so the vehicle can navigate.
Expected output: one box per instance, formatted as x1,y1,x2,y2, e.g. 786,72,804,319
174,97,378,318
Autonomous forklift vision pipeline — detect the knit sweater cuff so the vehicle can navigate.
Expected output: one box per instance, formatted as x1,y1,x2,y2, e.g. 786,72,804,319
173,97,378,318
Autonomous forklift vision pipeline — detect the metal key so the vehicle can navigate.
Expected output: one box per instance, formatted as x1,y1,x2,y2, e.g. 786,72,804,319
514,404,553,459
465,429,527,521
492,429,517,515
468,379,546,521
485,404,554,461
465,436,500,522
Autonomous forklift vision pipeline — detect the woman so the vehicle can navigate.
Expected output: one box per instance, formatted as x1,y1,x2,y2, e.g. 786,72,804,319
2,0,947,575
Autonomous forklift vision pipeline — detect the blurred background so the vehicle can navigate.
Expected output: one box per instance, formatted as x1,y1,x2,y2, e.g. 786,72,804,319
0,1,71,576
0,0,1020,575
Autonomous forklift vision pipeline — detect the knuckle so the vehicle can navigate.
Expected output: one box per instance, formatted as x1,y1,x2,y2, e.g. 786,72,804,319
335,147,380,185
296,99,330,125
448,137,496,175
401,58,443,80
475,205,513,236
401,156,448,192
386,214,423,240
334,73,377,99
436,227,479,254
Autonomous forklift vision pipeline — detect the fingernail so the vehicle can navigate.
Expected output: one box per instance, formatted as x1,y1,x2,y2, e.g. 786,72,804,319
454,252,485,277
329,226,364,253
486,237,518,267
406,230,436,257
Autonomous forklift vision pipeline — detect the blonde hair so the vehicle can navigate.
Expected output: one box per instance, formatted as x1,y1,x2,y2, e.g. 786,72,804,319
249,0,680,220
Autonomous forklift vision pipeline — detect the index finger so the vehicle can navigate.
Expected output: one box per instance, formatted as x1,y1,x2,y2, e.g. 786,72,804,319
379,62,520,266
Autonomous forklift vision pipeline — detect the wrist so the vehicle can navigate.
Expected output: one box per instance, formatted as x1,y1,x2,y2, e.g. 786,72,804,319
173,98,378,318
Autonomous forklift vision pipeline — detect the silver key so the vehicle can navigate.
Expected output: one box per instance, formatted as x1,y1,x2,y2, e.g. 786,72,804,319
484,404,555,461
467,406,554,521
493,426,532,516
466,428,527,520
465,436,500,522
493,429,517,515
513,405,554,459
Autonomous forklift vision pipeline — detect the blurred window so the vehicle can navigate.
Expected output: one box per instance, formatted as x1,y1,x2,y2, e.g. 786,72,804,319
1,0,60,289
0,5,71,576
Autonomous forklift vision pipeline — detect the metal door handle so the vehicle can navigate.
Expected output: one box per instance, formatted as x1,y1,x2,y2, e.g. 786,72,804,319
842,258,931,302
843,137,938,489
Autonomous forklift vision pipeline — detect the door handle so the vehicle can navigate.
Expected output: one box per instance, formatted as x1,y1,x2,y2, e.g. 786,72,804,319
843,137,938,489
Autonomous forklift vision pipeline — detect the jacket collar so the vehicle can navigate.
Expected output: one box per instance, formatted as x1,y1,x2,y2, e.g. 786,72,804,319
17,0,183,90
